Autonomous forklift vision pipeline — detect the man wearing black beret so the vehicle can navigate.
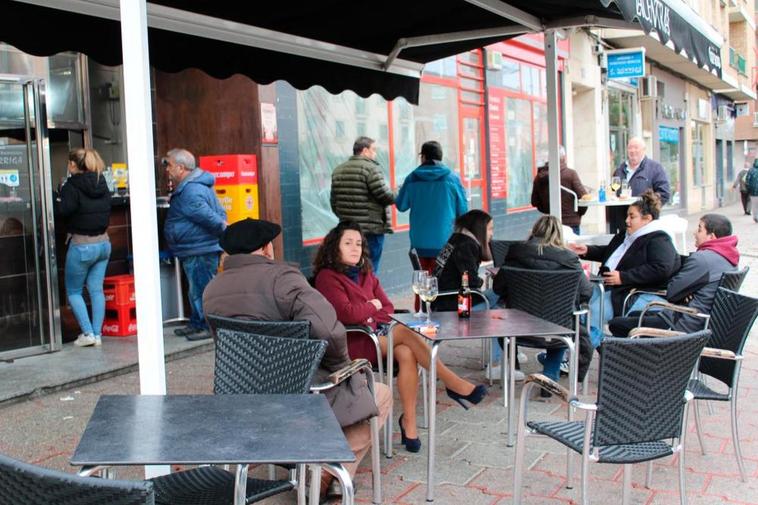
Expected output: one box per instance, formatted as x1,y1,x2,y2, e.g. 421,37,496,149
203,218,391,494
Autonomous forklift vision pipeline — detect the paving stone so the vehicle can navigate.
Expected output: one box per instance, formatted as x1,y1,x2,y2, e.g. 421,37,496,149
397,481,504,505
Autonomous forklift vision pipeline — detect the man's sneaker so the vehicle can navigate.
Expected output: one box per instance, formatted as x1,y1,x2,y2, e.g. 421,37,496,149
517,350,528,363
93,335,102,347
486,364,525,382
73,333,97,347
174,326,203,337
536,352,569,376
185,330,211,341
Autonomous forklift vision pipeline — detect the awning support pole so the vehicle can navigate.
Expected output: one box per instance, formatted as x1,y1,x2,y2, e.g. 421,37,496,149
545,29,562,222
119,0,169,477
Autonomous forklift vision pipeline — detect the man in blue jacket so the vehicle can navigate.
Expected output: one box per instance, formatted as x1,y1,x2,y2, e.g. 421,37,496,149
163,148,227,340
607,137,671,233
396,141,468,270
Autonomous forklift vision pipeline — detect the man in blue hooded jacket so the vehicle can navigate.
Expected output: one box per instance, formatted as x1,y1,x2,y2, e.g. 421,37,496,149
163,148,227,339
396,141,468,270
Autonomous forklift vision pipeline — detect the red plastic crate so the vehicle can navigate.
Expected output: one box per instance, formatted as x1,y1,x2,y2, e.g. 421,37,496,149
199,154,258,185
103,274,135,308
102,304,137,337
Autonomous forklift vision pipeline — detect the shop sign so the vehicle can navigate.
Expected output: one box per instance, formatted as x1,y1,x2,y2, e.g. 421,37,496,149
260,103,278,144
658,125,679,144
606,48,646,79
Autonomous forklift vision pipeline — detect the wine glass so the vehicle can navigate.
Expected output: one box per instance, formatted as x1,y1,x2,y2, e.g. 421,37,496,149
411,270,427,318
421,276,438,324
610,176,621,195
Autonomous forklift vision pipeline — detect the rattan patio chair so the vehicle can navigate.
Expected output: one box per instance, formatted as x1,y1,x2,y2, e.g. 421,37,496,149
688,287,758,481
0,452,154,505
489,239,523,268
207,315,311,341
513,331,710,505
212,322,383,504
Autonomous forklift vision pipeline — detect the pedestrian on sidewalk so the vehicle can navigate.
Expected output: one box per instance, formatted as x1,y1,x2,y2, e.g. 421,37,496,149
732,164,751,215
746,160,758,223
163,148,227,340
530,146,588,234
396,140,468,271
330,136,395,272
59,148,112,348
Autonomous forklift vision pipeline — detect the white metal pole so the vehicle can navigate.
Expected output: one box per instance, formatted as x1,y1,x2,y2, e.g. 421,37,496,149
545,30,562,222
119,0,169,478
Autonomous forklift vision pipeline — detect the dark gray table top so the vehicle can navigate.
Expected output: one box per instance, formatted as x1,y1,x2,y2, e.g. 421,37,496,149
71,394,354,466
390,308,572,341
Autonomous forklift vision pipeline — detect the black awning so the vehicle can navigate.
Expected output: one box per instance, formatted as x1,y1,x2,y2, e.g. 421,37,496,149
602,0,722,77
1,0,722,103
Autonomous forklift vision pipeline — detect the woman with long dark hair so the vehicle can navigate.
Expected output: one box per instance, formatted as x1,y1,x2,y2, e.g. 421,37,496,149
59,148,112,347
314,221,487,453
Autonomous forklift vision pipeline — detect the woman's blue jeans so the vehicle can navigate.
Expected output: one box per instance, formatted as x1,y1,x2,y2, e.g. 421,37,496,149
588,285,666,347
65,241,111,336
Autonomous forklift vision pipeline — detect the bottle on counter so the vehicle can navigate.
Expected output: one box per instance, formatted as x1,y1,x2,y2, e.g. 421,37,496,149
598,181,607,203
457,271,472,319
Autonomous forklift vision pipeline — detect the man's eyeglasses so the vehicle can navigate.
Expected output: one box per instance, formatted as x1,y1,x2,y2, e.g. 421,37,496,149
161,158,169,168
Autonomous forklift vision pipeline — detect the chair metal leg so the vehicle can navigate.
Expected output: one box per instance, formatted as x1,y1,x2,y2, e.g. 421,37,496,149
645,461,653,488
385,324,395,459
678,447,687,505
421,368,429,429
621,464,632,505
295,464,306,505
369,416,382,504
234,464,249,505
512,383,533,505
324,463,355,505
309,465,322,505
730,395,747,482
692,401,706,455
267,464,276,480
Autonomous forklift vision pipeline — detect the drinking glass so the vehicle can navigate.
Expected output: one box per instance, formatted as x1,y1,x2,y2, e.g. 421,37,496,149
411,270,427,318
610,176,621,194
421,276,438,324
621,180,631,198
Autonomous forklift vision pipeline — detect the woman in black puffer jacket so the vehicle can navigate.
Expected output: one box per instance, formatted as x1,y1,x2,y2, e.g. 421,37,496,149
59,148,112,347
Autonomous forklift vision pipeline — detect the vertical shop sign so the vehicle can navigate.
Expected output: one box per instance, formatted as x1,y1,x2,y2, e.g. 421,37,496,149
488,95,507,199
260,103,278,144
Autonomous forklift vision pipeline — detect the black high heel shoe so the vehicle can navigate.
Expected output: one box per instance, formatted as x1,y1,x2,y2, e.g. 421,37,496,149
398,414,421,453
446,384,488,410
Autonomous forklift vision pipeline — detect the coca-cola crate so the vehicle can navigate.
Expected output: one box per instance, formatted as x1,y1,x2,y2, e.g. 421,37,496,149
102,305,137,337
103,274,135,308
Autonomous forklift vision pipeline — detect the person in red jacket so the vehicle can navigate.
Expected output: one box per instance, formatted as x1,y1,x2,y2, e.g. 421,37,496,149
314,221,486,453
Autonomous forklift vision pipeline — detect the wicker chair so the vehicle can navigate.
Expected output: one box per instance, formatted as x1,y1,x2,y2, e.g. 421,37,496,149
0,452,154,505
685,288,758,482
489,239,523,268
513,331,710,505
212,322,383,504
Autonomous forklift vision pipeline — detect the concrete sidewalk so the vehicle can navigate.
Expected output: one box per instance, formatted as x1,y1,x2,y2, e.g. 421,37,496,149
1,202,757,504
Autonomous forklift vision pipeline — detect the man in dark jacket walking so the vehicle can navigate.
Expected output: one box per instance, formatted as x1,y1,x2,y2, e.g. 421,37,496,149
531,146,588,234
331,137,395,272
746,160,758,222
608,214,739,336
163,148,226,339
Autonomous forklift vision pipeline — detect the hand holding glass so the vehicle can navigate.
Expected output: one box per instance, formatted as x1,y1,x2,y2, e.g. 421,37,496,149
419,276,438,324
610,176,621,193
411,270,427,317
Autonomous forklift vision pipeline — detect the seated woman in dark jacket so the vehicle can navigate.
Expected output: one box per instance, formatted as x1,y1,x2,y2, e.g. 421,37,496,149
314,221,486,453
433,209,498,312
569,190,681,346
493,215,594,384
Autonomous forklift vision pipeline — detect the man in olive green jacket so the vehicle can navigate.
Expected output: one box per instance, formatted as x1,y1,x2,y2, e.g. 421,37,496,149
330,136,395,271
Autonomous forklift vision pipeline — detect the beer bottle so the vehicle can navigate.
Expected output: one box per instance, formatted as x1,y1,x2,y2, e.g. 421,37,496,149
457,272,472,318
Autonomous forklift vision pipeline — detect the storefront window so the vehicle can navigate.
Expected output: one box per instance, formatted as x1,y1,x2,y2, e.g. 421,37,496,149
505,97,534,208
608,88,634,170
500,60,521,91
0,45,83,125
391,83,460,224
692,121,705,186
533,102,548,166
423,56,457,78
659,126,681,207
296,87,389,242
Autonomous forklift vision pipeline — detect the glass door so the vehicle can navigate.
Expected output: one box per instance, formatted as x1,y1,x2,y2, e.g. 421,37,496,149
460,111,487,210
0,76,59,360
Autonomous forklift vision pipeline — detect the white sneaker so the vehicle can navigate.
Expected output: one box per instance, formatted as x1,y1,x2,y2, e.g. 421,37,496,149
93,335,102,347
517,351,528,363
73,333,97,347
486,364,525,382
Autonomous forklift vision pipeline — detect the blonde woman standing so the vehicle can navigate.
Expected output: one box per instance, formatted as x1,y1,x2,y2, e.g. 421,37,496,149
59,148,112,347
